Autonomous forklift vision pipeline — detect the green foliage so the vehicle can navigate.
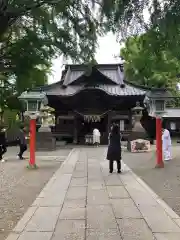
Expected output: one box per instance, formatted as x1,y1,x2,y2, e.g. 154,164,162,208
3,110,19,128
0,0,116,113
121,34,180,91
0,0,109,113
2,0,180,111
0,0,102,71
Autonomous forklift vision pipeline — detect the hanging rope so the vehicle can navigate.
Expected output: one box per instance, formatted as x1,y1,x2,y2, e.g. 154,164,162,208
74,110,111,122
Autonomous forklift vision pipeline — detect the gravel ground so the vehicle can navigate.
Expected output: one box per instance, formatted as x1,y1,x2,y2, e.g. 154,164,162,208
123,146,180,217
0,148,71,240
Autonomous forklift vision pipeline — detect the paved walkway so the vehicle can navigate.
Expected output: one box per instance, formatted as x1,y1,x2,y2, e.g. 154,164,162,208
6,147,180,240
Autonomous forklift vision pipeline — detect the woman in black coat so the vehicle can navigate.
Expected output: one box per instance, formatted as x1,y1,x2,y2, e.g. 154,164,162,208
0,128,7,162
107,124,122,173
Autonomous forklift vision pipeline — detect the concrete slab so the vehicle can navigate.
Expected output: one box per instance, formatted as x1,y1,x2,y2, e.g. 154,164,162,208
111,199,142,219
86,228,122,240
18,232,53,240
125,184,159,207
13,206,37,232
139,205,180,233
52,219,85,240
107,186,130,199
174,218,180,227
59,207,86,220
154,233,180,240
117,219,154,240
51,174,72,190
87,205,117,229
75,163,87,172
6,147,180,240
5,234,19,240
33,191,66,207
25,207,61,232
31,198,44,206
65,187,87,200
72,171,87,178
104,174,123,186
88,181,106,190
87,189,110,205
70,177,87,187
63,199,86,208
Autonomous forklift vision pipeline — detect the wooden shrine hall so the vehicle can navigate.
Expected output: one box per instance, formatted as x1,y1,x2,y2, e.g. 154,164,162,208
34,63,147,144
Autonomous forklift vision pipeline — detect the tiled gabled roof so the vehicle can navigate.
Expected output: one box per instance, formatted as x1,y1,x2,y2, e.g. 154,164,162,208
33,63,147,97
62,64,124,86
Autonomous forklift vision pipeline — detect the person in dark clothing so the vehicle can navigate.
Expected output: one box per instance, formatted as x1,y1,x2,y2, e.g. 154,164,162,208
0,128,7,162
17,126,27,160
107,124,122,173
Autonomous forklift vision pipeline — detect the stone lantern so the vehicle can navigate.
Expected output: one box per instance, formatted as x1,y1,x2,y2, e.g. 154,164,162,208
131,101,144,128
18,90,48,168
127,101,150,152
39,105,55,132
18,90,48,118
36,104,56,151
144,88,173,168
144,88,172,117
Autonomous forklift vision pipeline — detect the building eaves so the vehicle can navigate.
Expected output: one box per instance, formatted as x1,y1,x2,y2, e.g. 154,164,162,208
44,83,145,97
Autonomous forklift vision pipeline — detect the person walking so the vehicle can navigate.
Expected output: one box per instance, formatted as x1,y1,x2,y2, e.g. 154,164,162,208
0,127,7,162
93,128,101,147
162,125,172,161
17,126,27,160
106,124,122,173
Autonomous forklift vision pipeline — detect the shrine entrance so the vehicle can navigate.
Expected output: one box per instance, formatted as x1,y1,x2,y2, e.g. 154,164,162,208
76,111,109,144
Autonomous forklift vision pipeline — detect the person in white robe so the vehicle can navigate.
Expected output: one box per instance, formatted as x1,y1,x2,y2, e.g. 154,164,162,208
162,128,172,161
93,128,101,146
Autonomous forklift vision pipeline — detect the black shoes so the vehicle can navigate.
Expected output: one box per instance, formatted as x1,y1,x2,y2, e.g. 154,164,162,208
109,170,121,174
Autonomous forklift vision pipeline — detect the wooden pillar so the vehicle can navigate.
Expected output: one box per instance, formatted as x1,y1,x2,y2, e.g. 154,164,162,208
128,110,133,130
54,113,57,131
73,115,78,144
107,111,112,134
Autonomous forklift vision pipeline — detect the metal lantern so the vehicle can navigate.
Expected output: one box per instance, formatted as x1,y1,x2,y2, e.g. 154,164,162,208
18,90,48,117
144,88,172,117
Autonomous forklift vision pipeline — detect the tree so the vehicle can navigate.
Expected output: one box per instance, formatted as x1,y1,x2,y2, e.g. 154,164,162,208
2,0,180,97
121,34,180,92
0,0,103,72
0,0,105,113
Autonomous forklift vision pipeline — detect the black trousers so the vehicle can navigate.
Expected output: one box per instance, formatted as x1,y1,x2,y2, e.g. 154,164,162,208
18,144,27,159
0,144,7,160
109,160,121,172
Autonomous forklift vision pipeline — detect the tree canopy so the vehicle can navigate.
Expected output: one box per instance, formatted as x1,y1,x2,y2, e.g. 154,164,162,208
1,0,180,109
0,0,104,111
119,0,180,99
121,34,180,90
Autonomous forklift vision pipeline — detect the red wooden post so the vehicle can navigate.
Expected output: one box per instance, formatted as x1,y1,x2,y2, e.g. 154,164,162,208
29,118,36,167
155,117,164,168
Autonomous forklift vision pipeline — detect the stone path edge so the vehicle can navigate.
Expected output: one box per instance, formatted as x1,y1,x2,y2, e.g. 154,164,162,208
6,148,75,239
122,161,180,222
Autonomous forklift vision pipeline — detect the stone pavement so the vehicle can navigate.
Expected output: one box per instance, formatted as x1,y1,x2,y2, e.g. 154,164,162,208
123,145,180,217
6,147,180,240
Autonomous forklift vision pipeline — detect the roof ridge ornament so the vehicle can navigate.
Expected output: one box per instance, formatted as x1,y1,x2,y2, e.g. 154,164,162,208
84,65,93,77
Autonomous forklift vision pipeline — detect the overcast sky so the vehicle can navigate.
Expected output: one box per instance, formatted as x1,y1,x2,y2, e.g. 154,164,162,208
49,32,121,84
49,7,151,84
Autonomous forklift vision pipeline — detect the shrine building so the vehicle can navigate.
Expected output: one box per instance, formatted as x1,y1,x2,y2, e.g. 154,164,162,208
34,63,148,144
